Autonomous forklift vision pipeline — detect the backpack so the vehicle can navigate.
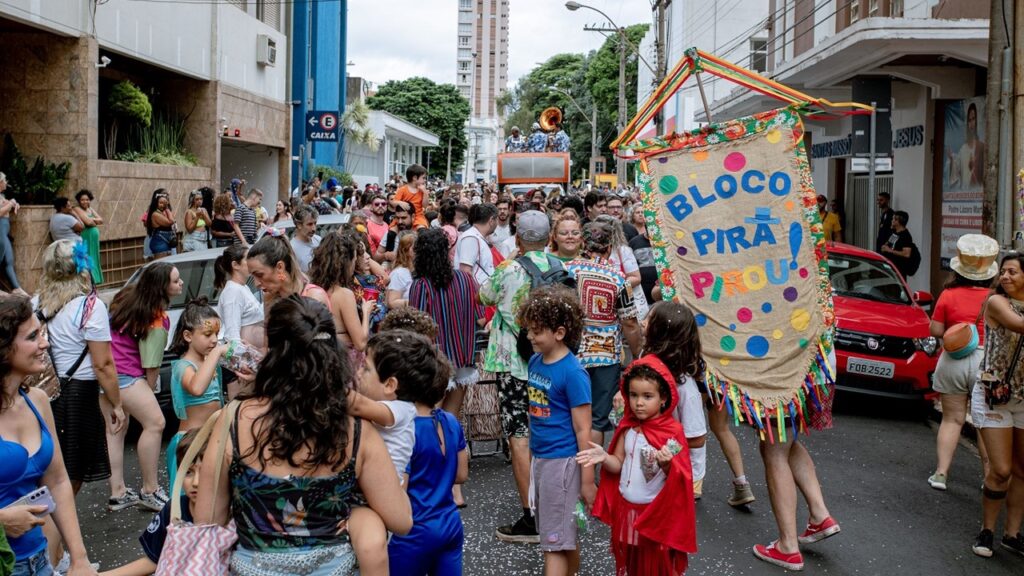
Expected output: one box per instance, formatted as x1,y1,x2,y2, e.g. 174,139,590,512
905,243,921,277
514,254,577,362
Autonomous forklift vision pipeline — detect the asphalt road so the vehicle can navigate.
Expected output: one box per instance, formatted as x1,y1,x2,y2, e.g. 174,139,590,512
74,392,1022,575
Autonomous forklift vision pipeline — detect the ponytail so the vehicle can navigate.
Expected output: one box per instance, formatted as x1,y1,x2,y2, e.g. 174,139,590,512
214,244,248,290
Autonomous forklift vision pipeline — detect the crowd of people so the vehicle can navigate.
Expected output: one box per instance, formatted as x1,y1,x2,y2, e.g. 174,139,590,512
0,162,1020,576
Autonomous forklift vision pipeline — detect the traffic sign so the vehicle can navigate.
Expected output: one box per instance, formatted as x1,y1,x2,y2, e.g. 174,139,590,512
306,111,339,141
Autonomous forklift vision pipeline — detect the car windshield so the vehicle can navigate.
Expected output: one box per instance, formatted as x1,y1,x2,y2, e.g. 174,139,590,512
827,252,910,305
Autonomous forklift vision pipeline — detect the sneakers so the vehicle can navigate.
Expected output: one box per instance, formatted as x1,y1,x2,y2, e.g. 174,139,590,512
798,516,841,544
927,472,947,491
495,514,539,544
138,487,170,512
728,482,756,507
693,479,703,501
1002,532,1024,557
753,541,804,571
54,552,99,576
107,488,140,511
973,529,994,558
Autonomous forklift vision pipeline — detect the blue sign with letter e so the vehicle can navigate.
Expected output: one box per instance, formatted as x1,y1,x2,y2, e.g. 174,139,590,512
306,111,339,141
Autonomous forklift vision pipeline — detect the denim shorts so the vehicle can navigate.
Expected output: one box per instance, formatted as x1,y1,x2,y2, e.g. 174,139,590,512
12,549,53,576
117,374,144,389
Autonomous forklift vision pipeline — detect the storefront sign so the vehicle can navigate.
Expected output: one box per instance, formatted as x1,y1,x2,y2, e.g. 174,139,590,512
940,98,986,266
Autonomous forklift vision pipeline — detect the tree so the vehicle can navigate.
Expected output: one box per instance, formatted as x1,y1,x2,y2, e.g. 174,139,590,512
584,24,649,181
367,77,471,177
341,101,379,171
498,24,648,181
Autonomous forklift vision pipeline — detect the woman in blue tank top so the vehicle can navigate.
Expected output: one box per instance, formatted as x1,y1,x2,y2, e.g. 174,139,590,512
0,296,98,575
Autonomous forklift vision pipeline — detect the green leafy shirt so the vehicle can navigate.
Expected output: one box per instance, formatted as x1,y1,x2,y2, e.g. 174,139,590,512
480,251,553,380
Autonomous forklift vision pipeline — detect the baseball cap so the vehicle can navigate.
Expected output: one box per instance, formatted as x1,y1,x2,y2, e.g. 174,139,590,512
326,177,339,189
517,210,550,243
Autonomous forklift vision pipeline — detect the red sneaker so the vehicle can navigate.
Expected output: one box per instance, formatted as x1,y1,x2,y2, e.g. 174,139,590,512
753,541,804,571
798,516,841,544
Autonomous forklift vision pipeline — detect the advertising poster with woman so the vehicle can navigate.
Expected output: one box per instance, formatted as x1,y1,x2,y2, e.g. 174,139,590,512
940,97,986,265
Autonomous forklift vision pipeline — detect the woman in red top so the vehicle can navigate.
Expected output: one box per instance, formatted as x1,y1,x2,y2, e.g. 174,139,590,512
928,234,998,491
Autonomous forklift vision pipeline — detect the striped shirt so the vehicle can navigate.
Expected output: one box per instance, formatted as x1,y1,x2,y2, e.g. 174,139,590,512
410,270,482,370
234,204,257,245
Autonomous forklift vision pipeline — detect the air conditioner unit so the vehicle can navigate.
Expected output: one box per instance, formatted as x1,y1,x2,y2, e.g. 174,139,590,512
257,35,277,67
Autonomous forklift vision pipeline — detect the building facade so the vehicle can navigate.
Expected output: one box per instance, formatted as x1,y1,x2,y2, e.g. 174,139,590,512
639,0,989,296
456,0,509,183
0,0,290,289
289,0,348,189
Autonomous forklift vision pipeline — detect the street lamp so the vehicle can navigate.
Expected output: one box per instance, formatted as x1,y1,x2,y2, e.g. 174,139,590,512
564,2,656,76
548,85,600,180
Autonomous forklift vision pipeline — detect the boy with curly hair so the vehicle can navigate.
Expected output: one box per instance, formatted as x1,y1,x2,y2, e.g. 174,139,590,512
517,285,592,576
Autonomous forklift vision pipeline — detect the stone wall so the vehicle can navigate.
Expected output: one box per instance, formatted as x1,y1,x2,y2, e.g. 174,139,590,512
7,161,212,291
0,32,96,195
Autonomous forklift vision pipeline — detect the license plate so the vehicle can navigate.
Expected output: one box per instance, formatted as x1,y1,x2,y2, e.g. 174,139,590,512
846,357,895,379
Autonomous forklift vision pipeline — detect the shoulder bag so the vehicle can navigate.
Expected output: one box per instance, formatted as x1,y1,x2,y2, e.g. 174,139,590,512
942,297,987,360
979,301,1022,407
28,310,89,401
155,400,241,576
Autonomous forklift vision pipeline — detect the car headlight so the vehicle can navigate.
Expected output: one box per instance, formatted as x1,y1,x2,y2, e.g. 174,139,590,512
914,336,939,356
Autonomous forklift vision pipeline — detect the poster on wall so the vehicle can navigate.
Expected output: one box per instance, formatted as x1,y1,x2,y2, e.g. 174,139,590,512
640,107,835,438
940,97,986,266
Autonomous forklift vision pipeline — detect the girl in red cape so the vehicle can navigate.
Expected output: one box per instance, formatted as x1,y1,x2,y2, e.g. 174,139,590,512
577,354,697,575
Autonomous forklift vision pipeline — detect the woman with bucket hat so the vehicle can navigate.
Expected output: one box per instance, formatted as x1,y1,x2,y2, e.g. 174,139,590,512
928,234,998,491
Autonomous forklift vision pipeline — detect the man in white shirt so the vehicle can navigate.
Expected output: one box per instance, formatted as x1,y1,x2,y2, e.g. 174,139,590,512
289,205,321,273
489,196,513,246
454,202,498,285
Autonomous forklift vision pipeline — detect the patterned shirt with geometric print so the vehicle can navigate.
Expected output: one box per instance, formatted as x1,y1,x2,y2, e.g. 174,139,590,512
565,258,637,368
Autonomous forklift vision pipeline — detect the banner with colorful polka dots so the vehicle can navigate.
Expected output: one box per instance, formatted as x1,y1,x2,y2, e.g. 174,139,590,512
636,106,836,439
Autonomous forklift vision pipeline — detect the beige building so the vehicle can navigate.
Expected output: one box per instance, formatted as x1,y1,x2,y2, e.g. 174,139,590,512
0,0,290,289
456,0,508,182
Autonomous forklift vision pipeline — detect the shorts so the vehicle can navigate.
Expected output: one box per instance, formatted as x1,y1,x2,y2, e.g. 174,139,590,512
52,379,111,483
12,549,52,576
532,456,581,552
587,364,622,433
116,374,144,389
496,372,529,439
932,347,983,395
971,383,1024,429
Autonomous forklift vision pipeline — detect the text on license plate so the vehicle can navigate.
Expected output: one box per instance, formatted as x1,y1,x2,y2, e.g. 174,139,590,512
846,357,895,379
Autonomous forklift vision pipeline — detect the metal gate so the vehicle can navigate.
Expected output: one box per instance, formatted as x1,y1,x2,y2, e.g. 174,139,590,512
844,173,894,251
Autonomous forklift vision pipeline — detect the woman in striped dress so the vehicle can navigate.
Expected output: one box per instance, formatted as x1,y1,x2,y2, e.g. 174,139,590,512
409,227,483,420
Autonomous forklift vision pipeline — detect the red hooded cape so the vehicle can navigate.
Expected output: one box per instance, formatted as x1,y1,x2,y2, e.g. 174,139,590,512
591,354,698,554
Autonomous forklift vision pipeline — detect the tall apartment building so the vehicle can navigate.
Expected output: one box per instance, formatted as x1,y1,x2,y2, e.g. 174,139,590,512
456,0,509,183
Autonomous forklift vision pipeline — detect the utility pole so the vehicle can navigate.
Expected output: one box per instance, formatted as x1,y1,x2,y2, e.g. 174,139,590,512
653,0,670,135
618,27,627,183
983,0,1012,242
445,136,452,183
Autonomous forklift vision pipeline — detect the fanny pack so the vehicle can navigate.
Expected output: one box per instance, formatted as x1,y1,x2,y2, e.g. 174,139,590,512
943,299,987,360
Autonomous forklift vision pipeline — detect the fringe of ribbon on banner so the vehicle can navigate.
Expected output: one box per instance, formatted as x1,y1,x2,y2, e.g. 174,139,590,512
612,48,874,158
705,339,835,442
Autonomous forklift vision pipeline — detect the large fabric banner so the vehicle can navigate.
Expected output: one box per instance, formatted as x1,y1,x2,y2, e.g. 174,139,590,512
639,107,834,434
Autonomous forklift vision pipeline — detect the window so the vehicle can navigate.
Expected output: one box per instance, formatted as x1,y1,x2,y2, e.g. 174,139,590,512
459,60,470,70
257,1,279,31
459,36,470,46
458,23,472,34
459,0,472,9
750,38,767,73
867,0,879,16
227,0,246,8
890,0,903,16
850,0,861,23
460,74,468,83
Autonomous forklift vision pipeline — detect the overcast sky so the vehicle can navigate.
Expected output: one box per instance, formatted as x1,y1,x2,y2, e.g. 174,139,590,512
347,0,654,90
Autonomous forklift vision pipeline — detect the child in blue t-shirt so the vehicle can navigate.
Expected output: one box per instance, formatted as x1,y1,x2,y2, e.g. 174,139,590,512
517,285,593,576
100,428,204,576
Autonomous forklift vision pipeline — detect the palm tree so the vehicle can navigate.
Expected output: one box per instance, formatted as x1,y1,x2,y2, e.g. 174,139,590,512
341,101,380,172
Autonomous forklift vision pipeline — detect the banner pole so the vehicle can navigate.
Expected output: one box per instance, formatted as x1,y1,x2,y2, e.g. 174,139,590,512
695,71,714,124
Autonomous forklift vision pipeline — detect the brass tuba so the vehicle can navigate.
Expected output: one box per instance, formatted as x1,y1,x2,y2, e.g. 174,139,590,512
539,107,562,132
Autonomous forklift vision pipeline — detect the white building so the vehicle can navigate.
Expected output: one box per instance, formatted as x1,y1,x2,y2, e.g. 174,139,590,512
637,0,770,136
346,111,440,186
456,0,509,183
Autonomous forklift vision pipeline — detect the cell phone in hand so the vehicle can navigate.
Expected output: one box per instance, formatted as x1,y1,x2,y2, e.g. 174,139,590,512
4,486,56,517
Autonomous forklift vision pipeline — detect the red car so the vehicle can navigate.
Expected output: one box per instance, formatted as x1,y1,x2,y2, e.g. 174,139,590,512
827,242,939,400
